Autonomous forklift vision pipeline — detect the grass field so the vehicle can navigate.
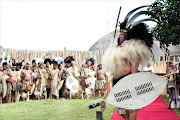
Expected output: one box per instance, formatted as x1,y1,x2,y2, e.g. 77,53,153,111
0,98,115,120
0,96,180,120
160,95,180,118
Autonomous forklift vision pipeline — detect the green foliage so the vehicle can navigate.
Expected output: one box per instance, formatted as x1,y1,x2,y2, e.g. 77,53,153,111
148,0,180,50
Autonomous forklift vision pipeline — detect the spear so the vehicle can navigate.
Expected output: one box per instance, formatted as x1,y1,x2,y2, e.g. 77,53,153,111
113,6,122,40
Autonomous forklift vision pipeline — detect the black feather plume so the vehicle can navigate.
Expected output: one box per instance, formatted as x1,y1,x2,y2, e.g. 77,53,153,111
126,23,153,48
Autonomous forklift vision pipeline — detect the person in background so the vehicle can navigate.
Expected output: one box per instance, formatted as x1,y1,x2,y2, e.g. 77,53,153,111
49,60,61,99
31,59,38,73
167,62,176,109
143,63,154,73
175,63,180,109
0,70,3,104
95,64,107,97
20,63,33,101
44,58,52,99
6,63,18,103
15,62,22,102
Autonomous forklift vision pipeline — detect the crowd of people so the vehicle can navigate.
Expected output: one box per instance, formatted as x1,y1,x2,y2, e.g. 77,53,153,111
0,54,180,108
0,56,110,104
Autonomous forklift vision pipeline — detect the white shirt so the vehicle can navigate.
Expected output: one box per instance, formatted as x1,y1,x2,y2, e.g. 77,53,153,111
143,66,154,73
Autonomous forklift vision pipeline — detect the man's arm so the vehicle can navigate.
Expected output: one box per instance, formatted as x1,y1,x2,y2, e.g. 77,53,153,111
58,71,61,82
29,71,33,83
47,69,53,80
130,56,139,74
20,70,24,78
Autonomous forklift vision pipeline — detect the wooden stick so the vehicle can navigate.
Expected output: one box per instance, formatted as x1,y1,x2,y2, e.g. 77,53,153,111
161,72,177,78
175,78,178,106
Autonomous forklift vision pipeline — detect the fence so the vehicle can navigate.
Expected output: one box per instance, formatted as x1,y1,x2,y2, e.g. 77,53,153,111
0,48,105,69
0,48,179,73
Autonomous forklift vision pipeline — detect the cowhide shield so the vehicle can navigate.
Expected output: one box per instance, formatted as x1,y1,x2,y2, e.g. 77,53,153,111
66,76,79,93
107,72,166,109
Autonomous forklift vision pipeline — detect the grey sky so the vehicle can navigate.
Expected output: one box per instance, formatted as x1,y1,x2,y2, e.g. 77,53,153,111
0,0,156,51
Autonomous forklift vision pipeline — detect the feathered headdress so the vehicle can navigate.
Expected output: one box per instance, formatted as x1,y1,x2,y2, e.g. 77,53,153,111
16,62,22,68
12,59,16,65
52,59,57,65
117,5,157,48
15,59,24,68
32,59,36,64
64,56,74,63
55,57,63,65
1,52,6,66
32,58,43,64
86,57,95,65
2,62,7,66
44,58,52,65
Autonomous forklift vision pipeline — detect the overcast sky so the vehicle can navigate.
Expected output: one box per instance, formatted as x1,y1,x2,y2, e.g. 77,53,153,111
0,0,156,51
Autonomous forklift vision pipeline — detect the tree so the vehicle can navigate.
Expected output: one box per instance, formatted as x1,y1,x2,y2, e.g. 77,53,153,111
148,0,180,51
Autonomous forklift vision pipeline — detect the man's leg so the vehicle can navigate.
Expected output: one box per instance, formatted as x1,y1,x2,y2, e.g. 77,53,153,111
43,91,46,99
8,95,11,103
128,111,137,120
38,93,40,100
168,88,173,109
26,94,29,101
0,95,2,104
11,94,15,103
100,90,104,97
177,89,180,109
52,94,57,99
47,88,50,99
171,88,176,109
125,110,129,120
167,83,169,97
95,90,99,98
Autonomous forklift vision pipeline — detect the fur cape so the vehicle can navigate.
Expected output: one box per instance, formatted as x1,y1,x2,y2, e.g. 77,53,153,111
103,39,151,75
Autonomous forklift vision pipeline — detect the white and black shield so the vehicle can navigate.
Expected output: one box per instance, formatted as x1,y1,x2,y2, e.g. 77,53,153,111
107,72,167,109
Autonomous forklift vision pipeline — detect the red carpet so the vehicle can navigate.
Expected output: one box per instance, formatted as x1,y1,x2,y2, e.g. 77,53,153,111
111,96,180,120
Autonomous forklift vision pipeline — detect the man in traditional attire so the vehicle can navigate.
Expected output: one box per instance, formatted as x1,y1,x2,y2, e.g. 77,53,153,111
31,60,42,100
167,62,177,109
95,64,108,97
63,56,80,98
2,62,8,74
49,60,61,99
31,59,38,73
2,62,9,102
15,62,22,102
20,63,33,101
29,59,41,98
103,6,155,120
58,63,64,98
6,63,18,103
44,58,52,99
0,70,4,104
85,58,96,98
34,62,48,100
79,64,89,99
176,63,180,109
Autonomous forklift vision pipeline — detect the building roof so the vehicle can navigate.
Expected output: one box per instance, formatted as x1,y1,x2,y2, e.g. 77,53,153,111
89,31,169,58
